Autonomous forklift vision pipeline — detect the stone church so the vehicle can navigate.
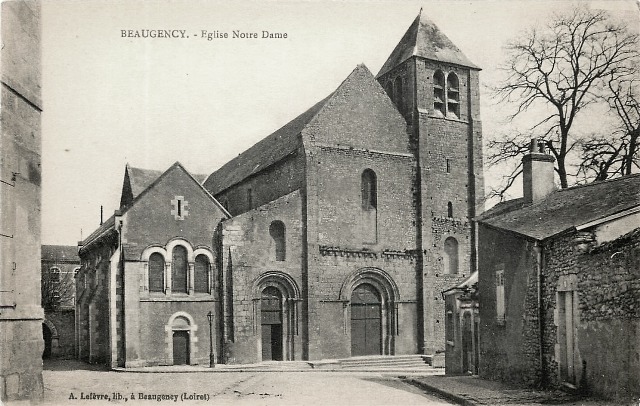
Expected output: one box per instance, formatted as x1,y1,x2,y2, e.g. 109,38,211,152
76,12,484,367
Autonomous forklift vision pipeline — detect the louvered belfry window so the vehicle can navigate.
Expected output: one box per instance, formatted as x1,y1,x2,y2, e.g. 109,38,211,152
172,246,188,293
194,254,209,293
149,253,165,293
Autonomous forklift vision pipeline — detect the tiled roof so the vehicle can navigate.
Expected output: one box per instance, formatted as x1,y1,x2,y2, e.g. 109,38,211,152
479,174,640,241
203,91,333,196
80,215,116,249
41,245,79,262
128,167,163,198
378,12,479,77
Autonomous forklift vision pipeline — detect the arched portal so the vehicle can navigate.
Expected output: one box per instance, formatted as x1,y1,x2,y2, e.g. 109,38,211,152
172,316,191,365
340,267,399,357
253,272,300,362
350,283,382,356
42,323,52,359
42,319,59,359
261,286,283,361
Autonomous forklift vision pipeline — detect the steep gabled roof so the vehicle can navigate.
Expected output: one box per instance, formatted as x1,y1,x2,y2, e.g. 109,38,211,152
203,95,331,196
41,245,79,263
83,162,231,253
378,12,479,77
120,165,164,209
204,65,380,196
479,174,640,241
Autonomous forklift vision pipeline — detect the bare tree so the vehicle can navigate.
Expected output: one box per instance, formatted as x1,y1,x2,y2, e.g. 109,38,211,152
577,74,639,180
490,6,638,196
42,267,76,311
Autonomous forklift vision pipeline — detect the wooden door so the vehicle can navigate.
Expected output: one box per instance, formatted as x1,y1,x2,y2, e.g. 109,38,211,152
172,331,189,365
351,284,382,356
261,287,283,361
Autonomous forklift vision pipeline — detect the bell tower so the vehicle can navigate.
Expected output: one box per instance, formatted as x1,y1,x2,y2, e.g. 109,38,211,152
377,11,484,354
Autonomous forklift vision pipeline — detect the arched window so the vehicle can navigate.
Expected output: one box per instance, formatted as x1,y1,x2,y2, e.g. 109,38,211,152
433,70,445,115
444,237,459,274
149,253,165,293
361,169,377,210
172,246,188,294
393,76,403,112
447,202,454,218
50,267,61,283
447,72,460,118
269,221,286,261
194,254,209,293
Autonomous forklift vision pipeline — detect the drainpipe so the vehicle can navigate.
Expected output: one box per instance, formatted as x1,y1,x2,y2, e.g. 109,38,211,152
533,241,546,387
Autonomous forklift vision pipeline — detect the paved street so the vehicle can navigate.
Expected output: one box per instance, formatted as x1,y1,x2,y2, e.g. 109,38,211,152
42,361,453,406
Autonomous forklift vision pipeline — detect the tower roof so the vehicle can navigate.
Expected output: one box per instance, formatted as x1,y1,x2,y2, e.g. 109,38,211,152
377,12,479,77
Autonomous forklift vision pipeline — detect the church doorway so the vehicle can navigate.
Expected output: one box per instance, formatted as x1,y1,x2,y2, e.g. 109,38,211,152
42,323,52,359
172,331,190,365
261,286,283,361
350,283,382,356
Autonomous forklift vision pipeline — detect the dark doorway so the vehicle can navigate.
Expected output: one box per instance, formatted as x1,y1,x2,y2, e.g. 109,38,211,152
462,312,472,373
261,286,283,361
42,323,52,359
351,283,382,356
172,330,189,365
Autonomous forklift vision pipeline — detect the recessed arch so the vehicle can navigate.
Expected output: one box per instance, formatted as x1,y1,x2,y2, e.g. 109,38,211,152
165,311,198,366
444,237,459,274
252,271,300,361
165,238,194,262
340,267,399,356
339,267,400,302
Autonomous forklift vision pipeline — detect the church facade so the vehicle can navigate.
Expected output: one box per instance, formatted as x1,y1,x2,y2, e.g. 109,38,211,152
76,13,484,367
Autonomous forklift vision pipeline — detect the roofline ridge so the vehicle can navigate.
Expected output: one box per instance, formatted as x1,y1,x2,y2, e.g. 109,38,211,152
557,173,640,193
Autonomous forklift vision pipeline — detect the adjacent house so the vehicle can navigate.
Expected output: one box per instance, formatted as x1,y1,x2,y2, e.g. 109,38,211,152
442,271,479,375
477,140,640,400
41,245,80,359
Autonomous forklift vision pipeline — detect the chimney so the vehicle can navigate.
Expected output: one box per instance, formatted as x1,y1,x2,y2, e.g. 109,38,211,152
522,139,555,204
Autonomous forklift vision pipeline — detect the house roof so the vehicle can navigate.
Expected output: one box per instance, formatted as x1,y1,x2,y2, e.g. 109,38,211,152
479,174,640,241
41,245,79,263
377,12,479,77
203,93,332,196
442,271,478,296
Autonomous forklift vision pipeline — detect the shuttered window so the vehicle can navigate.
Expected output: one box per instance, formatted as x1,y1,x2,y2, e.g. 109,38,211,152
172,246,188,294
194,254,209,293
149,253,165,293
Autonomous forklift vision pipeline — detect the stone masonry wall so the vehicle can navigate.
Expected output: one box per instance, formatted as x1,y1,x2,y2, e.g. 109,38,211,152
0,1,43,401
222,190,304,364
543,228,640,399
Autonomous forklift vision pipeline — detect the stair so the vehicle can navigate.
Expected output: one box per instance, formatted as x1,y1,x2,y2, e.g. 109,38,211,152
337,355,434,370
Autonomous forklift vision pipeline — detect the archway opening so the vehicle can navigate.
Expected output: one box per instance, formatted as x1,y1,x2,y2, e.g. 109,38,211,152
261,286,283,361
172,316,190,365
42,323,52,359
350,283,382,356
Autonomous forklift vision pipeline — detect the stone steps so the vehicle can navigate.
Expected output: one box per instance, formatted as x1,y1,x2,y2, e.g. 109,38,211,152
338,355,433,370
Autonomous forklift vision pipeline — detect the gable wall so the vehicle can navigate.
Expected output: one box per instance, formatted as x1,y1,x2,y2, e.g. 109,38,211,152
122,166,226,255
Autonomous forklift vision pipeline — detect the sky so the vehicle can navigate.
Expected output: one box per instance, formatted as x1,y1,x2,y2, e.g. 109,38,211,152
40,0,639,245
